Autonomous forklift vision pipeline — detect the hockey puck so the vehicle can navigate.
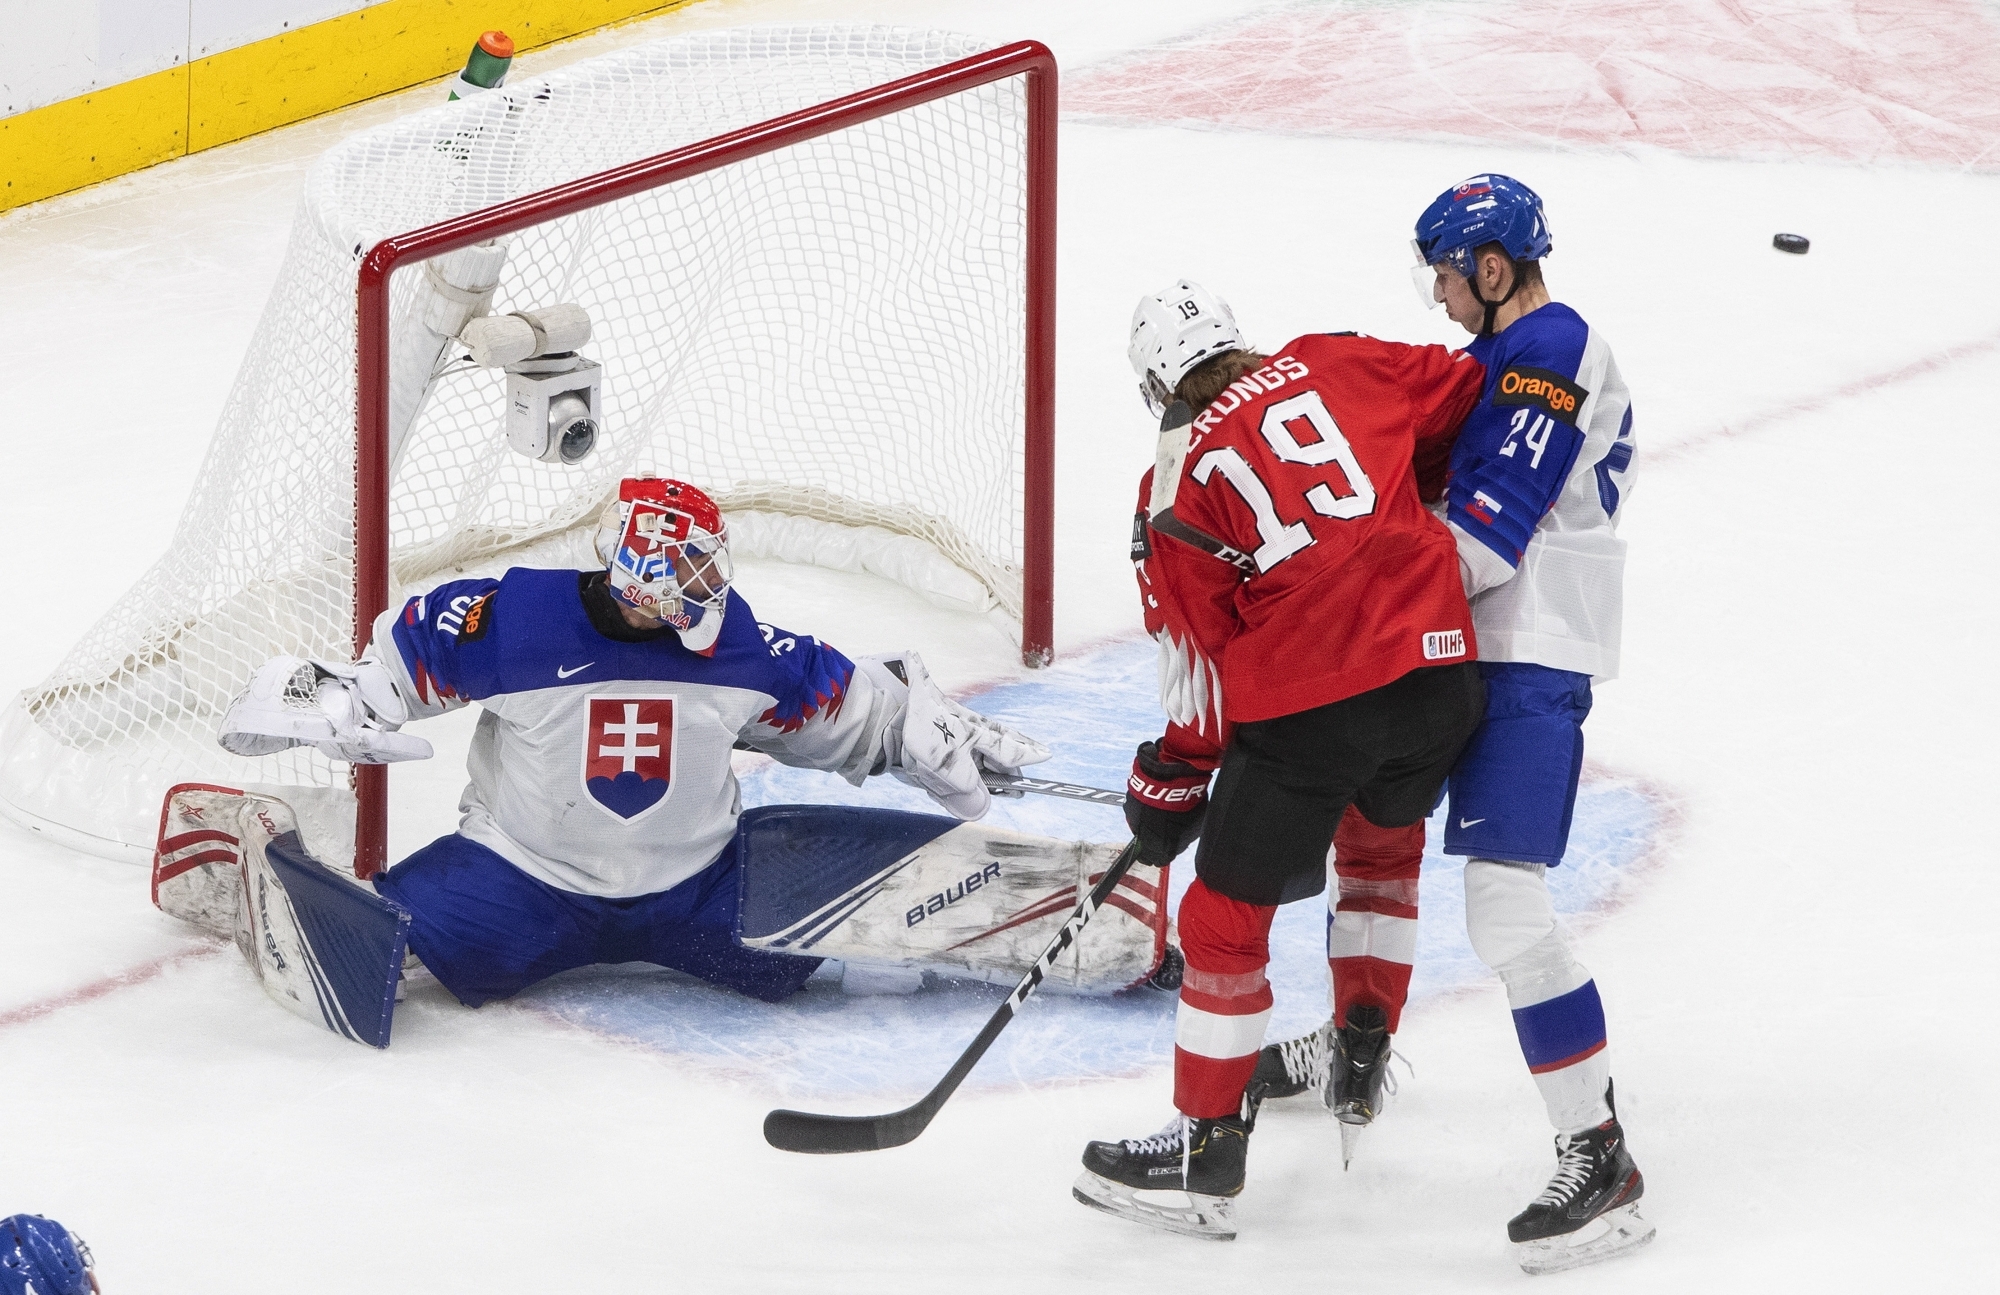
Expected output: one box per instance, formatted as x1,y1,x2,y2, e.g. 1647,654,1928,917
1773,233,1810,254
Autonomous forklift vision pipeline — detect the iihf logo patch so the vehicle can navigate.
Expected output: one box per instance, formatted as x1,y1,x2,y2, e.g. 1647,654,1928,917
582,696,677,821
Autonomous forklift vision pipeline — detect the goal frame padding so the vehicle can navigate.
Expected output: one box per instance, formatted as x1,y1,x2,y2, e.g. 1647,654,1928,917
350,41,1058,877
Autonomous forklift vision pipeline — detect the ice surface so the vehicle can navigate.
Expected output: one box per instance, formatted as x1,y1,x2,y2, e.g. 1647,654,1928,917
530,638,1663,1098
1069,0,2000,169
2,0,1996,1290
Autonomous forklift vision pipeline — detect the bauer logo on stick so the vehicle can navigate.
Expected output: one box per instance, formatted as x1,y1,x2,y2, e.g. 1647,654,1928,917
582,696,677,820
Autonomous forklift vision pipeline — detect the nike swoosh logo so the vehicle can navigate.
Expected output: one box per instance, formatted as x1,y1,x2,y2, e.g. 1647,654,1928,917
1458,817,1486,829
556,663,595,679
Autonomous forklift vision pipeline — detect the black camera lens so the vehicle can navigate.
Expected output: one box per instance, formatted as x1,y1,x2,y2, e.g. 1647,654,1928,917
559,417,597,464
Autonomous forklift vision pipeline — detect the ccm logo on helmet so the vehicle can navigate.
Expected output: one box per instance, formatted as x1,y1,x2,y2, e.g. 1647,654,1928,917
1493,366,1587,426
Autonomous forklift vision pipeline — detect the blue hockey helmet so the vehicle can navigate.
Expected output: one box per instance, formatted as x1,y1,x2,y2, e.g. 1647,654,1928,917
1411,174,1551,334
0,1215,97,1295
1412,173,1552,278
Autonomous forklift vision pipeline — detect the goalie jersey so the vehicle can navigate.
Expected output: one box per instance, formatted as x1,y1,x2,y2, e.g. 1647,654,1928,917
369,569,901,898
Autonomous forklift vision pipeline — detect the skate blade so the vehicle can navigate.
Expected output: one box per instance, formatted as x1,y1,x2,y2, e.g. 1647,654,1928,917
1515,1202,1655,1275
1071,1170,1237,1240
1338,1121,1363,1171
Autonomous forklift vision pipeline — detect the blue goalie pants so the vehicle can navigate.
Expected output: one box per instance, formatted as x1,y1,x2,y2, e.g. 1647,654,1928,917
1443,661,1593,866
374,833,822,1007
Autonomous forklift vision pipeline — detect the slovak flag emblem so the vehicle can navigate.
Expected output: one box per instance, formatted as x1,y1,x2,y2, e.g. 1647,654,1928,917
582,696,677,821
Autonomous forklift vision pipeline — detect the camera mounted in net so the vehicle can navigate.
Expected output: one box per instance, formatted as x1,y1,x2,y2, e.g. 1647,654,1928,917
458,303,602,464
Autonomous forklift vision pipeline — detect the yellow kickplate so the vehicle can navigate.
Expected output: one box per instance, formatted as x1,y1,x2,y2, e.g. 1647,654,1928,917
0,66,188,211
2,0,694,213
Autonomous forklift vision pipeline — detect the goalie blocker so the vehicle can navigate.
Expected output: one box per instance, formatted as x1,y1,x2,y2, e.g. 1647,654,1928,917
153,789,1168,1049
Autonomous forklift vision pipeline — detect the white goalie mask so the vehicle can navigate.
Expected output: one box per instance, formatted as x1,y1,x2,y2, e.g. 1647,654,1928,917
1128,279,1245,416
593,476,733,652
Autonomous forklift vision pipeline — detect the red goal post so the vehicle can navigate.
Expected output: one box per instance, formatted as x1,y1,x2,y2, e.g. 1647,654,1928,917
350,41,1058,877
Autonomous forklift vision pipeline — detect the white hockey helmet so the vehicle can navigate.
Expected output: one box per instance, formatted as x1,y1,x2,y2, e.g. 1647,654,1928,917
1128,279,1245,416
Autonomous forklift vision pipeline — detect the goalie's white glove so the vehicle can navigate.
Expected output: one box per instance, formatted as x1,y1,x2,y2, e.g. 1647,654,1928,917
219,655,433,765
878,651,1050,820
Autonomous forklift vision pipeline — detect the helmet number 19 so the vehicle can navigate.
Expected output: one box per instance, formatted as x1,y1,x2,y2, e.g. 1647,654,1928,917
1192,390,1378,574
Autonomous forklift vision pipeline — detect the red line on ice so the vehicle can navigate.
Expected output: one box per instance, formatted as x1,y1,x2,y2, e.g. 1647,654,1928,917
1662,328,2000,463
0,943,224,1031
1069,0,2000,169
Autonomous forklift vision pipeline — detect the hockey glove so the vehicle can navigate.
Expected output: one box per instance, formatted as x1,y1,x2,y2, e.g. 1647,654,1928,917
1124,739,1210,866
219,655,433,764
883,651,991,820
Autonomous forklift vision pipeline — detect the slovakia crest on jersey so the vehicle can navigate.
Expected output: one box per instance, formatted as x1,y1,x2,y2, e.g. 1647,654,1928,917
582,696,677,821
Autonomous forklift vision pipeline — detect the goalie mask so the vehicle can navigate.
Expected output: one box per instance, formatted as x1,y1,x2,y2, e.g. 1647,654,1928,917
595,477,732,653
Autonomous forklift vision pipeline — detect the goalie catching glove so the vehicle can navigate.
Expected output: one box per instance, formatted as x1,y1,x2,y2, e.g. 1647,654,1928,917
873,650,1049,820
219,654,432,764
1125,739,1210,865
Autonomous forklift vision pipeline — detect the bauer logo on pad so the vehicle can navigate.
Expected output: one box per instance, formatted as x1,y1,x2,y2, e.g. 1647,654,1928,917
582,696,677,820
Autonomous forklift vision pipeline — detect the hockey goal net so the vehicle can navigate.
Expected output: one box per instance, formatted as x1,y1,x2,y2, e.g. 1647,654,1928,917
0,26,1056,870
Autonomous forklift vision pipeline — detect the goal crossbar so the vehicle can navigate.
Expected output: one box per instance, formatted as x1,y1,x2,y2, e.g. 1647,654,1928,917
350,40,1058,876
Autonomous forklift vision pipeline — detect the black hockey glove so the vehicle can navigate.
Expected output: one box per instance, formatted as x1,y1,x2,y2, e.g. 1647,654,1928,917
1124,739,1211,866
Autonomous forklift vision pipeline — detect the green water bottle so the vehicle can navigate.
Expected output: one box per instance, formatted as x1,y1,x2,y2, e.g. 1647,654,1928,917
448,30,515,101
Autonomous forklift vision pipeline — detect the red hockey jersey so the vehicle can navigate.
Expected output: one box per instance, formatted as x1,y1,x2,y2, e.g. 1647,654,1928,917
1133,333,1485,765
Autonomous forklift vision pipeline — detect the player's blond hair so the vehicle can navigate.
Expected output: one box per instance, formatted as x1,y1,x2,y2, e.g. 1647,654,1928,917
1175,349,1270,414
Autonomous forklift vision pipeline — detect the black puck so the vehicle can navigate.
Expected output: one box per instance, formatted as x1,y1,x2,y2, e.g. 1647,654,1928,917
1773,232,1810,254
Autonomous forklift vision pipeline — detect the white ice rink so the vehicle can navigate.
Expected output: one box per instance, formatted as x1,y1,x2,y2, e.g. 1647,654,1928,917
3,0,1997,1289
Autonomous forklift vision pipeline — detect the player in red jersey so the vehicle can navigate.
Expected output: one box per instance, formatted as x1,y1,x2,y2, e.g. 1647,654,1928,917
1072,281,1489,1239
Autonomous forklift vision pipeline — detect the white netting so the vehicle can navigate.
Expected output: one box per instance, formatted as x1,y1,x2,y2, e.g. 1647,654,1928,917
0,25,1031,859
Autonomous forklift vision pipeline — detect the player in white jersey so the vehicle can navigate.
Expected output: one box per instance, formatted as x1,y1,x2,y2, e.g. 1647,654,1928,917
217,476,1047,1010
1249,175,1651,1274
1415,175,1650,1273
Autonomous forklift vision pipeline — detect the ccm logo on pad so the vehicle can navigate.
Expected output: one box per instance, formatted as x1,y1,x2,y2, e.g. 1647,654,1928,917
1423,630,1466,660
1493,366,1587,426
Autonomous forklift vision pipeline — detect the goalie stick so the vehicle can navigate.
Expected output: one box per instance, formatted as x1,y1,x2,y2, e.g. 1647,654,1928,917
763,837,1144,1154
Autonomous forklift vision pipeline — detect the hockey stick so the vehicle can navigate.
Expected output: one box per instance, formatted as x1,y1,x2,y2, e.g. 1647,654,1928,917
763,837,1144,1154
981,772,1125,805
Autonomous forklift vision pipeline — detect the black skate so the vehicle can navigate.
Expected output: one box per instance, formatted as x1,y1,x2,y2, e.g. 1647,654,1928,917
1243,1020,1331,1119
1326,1005,1395,1169
1072,1114,1248,1240
1507,1106,1654,1274
1145,944,1185,992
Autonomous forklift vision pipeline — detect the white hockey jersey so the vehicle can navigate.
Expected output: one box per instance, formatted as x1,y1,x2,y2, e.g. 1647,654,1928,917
1446,302,1637,679
371,568,901,898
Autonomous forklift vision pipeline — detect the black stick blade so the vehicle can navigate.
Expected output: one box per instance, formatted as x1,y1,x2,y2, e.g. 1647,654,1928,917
763,1104,929,1154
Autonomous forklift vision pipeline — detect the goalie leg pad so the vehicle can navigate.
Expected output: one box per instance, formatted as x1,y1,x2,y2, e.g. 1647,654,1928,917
240,826,410,1048
155,784,257,939
734,805,1168,994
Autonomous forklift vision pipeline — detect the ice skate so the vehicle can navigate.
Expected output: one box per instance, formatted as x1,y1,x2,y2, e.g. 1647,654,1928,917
1326,1004,1394,1168
1508,1112,1653,1274
1243,1019,1331,1118
1072,1113,1247,1240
